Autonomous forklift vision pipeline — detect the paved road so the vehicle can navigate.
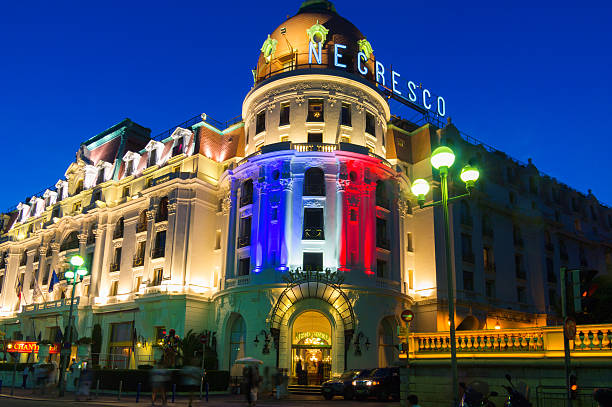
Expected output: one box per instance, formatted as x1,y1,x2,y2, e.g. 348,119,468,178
0,394,397,407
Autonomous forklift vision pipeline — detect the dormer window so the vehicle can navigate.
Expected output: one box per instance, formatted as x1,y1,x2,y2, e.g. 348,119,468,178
97,167,105,184
148,149,157,167
122,152,141,178
145,140,163,167
17,203,31,223
173,137,184,155
126,160,134,176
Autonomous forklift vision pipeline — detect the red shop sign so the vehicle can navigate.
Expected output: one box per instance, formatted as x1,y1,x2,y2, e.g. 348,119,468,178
7,341,60,354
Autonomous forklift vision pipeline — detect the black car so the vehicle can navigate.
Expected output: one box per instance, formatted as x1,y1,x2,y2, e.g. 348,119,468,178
353,367,400,401
321,369,372,400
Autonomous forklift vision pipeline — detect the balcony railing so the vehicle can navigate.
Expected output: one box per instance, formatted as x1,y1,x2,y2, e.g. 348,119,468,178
376,277,401,290
110,263,120,272
133,256,144,267
238,236,251,248
136,223,147,233
408,324,612,359
303,228,324,240
22,297,80,313
225,275,251,288
303,185,326,196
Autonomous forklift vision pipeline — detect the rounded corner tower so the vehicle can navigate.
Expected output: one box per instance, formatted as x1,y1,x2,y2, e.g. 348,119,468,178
216,0,412,380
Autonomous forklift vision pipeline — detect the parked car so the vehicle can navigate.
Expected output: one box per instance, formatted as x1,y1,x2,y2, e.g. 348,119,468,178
321,369,372,400
353,367,400,401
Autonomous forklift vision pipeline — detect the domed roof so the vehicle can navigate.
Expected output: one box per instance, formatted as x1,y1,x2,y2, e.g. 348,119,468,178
255,0,376,85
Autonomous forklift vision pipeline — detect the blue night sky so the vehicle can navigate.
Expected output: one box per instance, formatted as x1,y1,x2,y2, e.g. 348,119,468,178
0,0,610,210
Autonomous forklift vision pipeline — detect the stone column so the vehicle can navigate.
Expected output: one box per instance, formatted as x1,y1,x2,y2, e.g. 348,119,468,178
165,201,179,284
90,226,106,298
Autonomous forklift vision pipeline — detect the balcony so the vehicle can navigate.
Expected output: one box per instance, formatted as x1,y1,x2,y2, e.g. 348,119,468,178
407,324,612,360
303,228,324,240
152,247,165,259
22,297,80,313
238,236,251,248
376,277,401,291
133,256,144,267
376,198,390,210
225,275,251,288
110,263,120,272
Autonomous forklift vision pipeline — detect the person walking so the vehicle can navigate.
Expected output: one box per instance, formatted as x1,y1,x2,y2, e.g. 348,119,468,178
151,363,169,406
22,365,29,389
75,366,93,401
180,360,201,407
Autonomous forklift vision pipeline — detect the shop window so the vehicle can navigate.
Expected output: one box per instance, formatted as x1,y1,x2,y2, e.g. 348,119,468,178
303,168,325,196
238,257,251,276
109,322,133,369
307,132,323,143
303,208,324,240
240,179,253,207
279,102,290,126
303,252,323,271
307,99,324,122
365,112,376,136
341,103,351,126
256,111,266,134
229,315,246,367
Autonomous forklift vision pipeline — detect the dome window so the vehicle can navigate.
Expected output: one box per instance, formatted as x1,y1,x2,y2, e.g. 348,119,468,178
306,20,329,45
260,34,278,63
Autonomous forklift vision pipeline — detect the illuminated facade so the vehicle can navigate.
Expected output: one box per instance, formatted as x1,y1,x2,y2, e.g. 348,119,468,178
0,0,611,379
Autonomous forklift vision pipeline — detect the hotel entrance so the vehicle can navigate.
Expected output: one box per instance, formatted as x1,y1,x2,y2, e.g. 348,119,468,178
291,311,332,385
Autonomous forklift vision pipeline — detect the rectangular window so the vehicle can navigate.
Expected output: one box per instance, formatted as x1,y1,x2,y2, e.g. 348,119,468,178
307,99,324,122
461,233,473,260
341,103,352,126
215,230,222,250
408,269,414,290
307,132,323,143
238,257,250,276
485,280,495,298
148,149,157,167
112,247,122,271
376,218,389,249
546,258,556,283
517,286,527,303
213,270,219,287
110,280,119,296
42,264,51,285
152,268,163,286
350,209,357,222
376,259,387,278
365,112,376,136
407,232,413,252
483,247,492,269
153,231,166,258
134,241,145,266
111,322,133,343
515,254,525,279
134,276,142,292
256,111,266,134
173,137,184,156
271,207,278,221
463,270,474,291
122,186,130,198
126,160,134,176
303,208,324,240
97,168,105,184
72,201,82,213
303,252,323,271
279,102,290,126
238,216,252,247
548,289,556,306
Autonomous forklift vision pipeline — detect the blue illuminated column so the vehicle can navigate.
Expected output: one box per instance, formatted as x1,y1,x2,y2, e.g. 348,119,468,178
278,178,293,271
224,178,239,280
253,180,268,273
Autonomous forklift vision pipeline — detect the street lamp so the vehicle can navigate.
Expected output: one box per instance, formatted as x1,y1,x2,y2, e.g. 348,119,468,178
411,145,480,406
58,254,89,397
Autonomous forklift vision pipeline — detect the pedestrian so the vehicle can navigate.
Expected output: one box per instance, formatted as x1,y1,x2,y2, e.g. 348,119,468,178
33,362,46,394
22,365,29,389
75,366,93,401
316,361,323,384
180,359,201,407
594,388,612,407
408,394,422,407
69,358,81,389
151,363,169,406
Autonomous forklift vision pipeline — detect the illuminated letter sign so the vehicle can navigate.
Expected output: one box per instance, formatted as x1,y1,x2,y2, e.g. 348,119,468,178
309,42,322,65
392,71,401,95
357,51,368,75
334,44,347,68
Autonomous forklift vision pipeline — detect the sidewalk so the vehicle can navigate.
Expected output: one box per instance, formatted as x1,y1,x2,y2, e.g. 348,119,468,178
0,387,327,406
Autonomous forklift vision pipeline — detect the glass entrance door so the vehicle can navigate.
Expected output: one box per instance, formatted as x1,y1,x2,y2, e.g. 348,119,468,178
291,311,333,385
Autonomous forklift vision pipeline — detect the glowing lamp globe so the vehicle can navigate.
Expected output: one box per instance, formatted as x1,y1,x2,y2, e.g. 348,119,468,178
460,165,480,183
70,255,84,267
411,179,430,197
65,270,75,279
430,146,455,169
76,266,88,277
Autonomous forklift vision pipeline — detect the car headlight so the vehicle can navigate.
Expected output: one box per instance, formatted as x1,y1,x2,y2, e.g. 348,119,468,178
352,380,357,386
365,380,373,386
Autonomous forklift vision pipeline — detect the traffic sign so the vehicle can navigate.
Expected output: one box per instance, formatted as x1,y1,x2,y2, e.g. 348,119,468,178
199,333,208,344
400,309,414,323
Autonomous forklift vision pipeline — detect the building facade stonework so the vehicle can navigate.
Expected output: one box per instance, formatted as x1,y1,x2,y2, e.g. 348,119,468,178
0,0,611,380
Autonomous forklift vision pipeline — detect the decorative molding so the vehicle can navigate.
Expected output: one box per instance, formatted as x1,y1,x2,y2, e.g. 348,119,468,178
327,95,336,107
295,95,305,106
303,198,325,208
112,239,123,248
78,233,88,244
50,243,60,252
156,222,168,232
279,179,293,192
267,103,275,112
221,197,231,215
356,103,364,114
398,200,412,218
347,194,360,206
336,179,349,192
167,203,178,215
146,211,156,222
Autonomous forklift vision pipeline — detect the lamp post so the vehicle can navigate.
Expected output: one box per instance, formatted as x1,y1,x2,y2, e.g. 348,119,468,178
58,254,89,397
411,146,480,406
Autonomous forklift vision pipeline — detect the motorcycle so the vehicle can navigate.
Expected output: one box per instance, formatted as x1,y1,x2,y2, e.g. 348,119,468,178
501,374,531,407
460,381,498,407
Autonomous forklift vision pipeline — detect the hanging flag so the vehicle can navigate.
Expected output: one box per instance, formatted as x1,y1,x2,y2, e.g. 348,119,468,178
33,276,44,301
48,270,59,292
15,275,23,300
54,326,63,343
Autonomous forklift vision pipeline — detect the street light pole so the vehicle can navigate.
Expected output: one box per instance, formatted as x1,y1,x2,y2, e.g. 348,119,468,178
440,166,459,407
411,146,480,407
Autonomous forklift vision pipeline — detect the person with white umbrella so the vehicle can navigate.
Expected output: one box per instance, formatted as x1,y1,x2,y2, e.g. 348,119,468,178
235,358,263,407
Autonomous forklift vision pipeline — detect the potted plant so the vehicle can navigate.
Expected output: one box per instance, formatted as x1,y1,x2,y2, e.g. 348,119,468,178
75,337,92,359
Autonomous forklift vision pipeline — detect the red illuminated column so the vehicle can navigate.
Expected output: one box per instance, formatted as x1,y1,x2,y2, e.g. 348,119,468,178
363,182,376,275
336,179,349,272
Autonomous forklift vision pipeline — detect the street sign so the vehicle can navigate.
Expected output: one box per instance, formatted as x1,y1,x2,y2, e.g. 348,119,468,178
564,316,577,340
397,327,407,336
199,334,208,344
400,309,414,324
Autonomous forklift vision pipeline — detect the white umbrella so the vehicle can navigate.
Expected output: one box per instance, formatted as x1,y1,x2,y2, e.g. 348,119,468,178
234,357,263,365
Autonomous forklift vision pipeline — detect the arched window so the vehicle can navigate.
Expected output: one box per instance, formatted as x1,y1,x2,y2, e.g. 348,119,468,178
460,201,472,225
378,317,398,368
113,217,124,239
376,180,389,209
303,168,325,196
60,231,79,252
240,180,253,207
229,314,246,368
156,197,168,222
137,210,147,232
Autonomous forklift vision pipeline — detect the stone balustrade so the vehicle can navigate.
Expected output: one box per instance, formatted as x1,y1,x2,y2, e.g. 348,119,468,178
408,324,612,359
